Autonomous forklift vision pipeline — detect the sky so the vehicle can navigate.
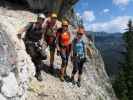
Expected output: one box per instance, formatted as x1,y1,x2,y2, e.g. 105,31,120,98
74,0,133,33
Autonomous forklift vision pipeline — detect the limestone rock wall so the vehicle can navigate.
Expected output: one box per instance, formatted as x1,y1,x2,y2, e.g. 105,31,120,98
0,12,35,100
4,0,78,23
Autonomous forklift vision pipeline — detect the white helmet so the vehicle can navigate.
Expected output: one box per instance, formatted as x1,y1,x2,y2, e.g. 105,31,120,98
38,13,46,19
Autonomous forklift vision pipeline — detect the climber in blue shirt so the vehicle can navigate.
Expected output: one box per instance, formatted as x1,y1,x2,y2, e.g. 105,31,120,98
70,26,87,87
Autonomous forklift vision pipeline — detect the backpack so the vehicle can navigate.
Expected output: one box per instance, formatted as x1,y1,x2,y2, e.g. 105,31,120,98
24,22,43,42
73,38,86,59
23,22,33,41
45,21,57,37
45,21,57,45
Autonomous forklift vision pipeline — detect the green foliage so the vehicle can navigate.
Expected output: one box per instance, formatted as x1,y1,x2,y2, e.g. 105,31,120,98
113,20,133,100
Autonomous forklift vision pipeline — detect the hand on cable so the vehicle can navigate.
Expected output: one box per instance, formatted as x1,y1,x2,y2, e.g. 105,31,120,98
56,45,60,56
71,56,74,62
57,49,60,56
83,57,87,62
39,39,43,46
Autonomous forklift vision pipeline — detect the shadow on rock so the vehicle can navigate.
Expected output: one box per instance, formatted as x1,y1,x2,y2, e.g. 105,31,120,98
41,63,60,78
40,63,71,82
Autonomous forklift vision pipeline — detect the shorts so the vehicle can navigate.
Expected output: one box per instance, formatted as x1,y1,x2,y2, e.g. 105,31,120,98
60,51,69,67
49,45,56,52
45,36,56,52
72,58,85,75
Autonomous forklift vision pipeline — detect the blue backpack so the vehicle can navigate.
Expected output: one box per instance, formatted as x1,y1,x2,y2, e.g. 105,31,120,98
73,38,85,59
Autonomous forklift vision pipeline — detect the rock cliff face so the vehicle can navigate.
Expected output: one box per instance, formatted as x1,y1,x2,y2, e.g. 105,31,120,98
0,1,117,100
26,0,78,14
0,10,36,100
4,0,78,19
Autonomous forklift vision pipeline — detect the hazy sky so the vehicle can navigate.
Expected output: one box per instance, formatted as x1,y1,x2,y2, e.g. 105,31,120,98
74,0,133,33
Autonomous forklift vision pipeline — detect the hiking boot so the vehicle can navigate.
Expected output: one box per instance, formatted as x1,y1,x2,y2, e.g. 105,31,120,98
77,81,81,87
35,74,43,81
48,65,54,74
51,68,57,77
71,80,76,85
70,77,76,85
64,74,68,81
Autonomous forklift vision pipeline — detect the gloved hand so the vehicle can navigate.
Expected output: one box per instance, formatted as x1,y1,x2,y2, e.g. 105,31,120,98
71,56,74,62
57,50,60,56
83,57,87,62
17,33,22,39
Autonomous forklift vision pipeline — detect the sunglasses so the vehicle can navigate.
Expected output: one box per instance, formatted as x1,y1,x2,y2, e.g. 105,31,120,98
77,33,83,35
62,25,68,27
52,17,57,19
38,18,44,20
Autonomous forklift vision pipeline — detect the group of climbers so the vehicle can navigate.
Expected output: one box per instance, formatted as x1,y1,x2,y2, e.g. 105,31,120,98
17,13,92,87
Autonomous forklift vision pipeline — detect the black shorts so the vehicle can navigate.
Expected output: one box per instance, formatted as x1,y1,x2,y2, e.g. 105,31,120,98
72,58,85,75
60,51,69,67
45,36,56,52
59,45,71,67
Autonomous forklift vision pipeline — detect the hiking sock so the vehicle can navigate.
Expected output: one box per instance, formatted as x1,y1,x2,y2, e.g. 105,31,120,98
60,67,65,82
60,75,65,82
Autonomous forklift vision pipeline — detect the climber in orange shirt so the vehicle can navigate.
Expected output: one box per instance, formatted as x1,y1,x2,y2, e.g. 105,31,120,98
56,20,72,81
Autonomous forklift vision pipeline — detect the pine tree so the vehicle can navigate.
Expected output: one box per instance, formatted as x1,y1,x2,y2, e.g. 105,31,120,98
113,20,133,100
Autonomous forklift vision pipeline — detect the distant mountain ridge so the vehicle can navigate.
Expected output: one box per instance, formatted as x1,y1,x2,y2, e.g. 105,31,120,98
86,31,125,78
87,31,122,37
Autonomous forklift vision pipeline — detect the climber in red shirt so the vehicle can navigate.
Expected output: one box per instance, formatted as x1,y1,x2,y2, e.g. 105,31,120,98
42,13,61,73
